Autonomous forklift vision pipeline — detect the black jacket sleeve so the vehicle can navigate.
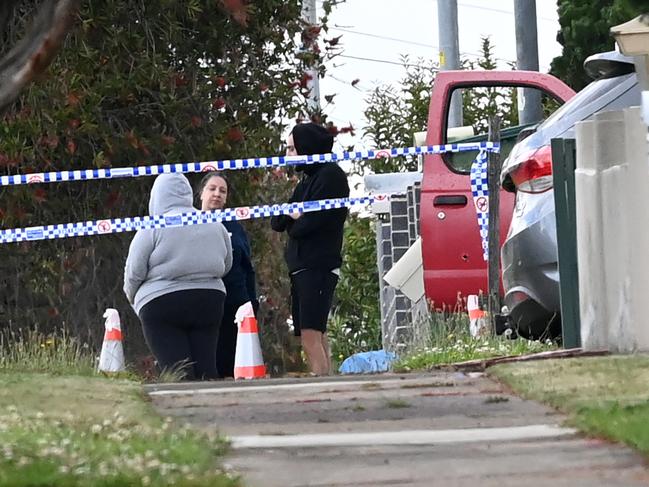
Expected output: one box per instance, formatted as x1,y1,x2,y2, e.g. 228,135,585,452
287,167,349,240
270,214,290,232
270,180,303,232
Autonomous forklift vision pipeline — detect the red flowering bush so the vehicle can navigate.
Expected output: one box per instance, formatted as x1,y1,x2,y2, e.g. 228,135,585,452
0,0,340,372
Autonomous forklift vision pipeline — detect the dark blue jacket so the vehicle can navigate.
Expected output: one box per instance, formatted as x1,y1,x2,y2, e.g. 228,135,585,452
222,220,257,309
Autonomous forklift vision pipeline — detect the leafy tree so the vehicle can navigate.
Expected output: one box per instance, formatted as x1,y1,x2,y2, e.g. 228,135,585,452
551,0,646,90
329,214,381,362
0,0,78,114
462,37,518,134
0,0,339,373
361,56,435,174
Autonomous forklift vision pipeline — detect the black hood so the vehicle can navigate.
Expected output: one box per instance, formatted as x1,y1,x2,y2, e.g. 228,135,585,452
292,123,334,155
291,123,334,172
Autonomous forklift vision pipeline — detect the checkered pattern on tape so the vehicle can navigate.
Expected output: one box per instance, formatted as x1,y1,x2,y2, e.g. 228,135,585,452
0,142,500,187
470,150,490,261
0,196,383,244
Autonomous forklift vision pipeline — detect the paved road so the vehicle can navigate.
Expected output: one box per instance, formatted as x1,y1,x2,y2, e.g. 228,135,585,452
145,372,649,487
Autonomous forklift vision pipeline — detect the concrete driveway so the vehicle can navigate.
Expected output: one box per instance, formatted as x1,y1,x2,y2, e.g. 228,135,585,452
145,372,649,487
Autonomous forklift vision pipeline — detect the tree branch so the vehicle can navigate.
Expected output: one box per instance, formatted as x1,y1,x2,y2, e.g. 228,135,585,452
0,2,20,47
0,0,79,115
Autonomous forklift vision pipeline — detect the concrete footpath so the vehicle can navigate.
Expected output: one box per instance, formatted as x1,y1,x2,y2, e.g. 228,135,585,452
145,372,649,487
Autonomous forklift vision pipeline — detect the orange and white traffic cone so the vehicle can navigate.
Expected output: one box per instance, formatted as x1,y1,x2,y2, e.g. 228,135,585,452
234,301,266,380
467,295,488,338
98,308,125,373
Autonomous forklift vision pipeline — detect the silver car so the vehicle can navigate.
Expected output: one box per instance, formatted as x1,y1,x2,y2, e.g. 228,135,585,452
500,51,641,339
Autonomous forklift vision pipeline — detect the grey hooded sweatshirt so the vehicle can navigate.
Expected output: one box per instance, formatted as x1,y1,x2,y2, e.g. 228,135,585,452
123,173,233,314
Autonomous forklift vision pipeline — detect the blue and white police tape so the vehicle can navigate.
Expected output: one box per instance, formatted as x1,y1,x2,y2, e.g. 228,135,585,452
0,142,500,187
0,195,385,244
469,150,490,261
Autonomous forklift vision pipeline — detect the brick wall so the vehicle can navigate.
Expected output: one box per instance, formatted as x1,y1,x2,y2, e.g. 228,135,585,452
374,180,429,353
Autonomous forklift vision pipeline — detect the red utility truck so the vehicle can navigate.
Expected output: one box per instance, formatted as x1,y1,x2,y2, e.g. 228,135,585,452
420,70,575,308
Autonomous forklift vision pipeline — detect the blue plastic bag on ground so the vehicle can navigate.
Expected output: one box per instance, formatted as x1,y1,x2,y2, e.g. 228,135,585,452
338,350,397,374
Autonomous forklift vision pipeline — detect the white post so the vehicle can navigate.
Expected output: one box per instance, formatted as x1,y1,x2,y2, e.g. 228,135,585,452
596,111,631,352
575,120,608,350
623,106,649,351
576,107,649,352
609,16,649,352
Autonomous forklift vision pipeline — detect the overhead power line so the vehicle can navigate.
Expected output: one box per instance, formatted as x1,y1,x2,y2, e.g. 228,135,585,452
338,54,435,68
331,26,515,63
327,74,367,90
330,26,437,49
321,0,556,23
458,1,556,23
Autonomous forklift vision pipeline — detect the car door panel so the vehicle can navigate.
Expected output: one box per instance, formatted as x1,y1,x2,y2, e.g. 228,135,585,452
421,71,576,308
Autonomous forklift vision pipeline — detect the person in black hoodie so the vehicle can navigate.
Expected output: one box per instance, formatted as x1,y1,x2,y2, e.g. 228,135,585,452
199,172,258,378
271,123,349,375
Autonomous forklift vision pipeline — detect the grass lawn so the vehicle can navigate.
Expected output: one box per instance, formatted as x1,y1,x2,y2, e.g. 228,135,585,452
0,372,239,487
490,354,649,456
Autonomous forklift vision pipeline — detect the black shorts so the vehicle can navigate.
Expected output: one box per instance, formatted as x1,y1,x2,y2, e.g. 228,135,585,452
290,269,339,336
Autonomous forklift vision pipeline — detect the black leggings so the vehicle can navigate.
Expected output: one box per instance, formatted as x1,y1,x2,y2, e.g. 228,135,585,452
139,289,225,380
215,299,239,378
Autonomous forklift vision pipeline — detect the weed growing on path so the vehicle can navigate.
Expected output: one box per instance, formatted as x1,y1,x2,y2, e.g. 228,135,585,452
393,311,556,371
384,399,411,409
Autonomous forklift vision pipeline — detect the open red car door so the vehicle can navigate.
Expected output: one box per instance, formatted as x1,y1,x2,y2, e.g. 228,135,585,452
420,70,575,309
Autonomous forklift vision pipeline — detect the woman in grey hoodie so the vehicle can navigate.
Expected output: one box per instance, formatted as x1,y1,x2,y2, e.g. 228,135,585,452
123,173,232,380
